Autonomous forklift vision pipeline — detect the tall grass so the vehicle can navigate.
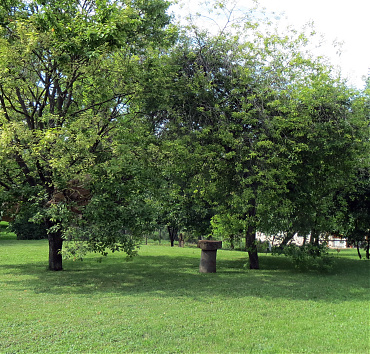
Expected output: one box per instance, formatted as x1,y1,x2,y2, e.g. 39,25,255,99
0,238,369,353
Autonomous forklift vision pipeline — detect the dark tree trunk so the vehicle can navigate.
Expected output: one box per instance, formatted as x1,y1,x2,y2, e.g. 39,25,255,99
310,229,319,245
303,235,307,245
245,199,259,269
48,230,63,271
246,224,259,269
356,241,362,260
245,187,260,269
167,226,178,247
230,234,235,250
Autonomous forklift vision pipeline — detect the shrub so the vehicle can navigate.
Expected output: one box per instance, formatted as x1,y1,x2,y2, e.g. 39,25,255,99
9,210,48,240
0,221,8,232
272,243,334,272
256,240,271,253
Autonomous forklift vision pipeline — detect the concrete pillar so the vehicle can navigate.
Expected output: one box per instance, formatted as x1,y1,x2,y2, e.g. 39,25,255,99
198,240,222,273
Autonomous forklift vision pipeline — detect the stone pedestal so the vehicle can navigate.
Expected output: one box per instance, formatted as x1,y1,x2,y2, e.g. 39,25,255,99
198,240,222,273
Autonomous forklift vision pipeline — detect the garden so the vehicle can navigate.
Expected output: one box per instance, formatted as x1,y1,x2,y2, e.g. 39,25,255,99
0,0,369,352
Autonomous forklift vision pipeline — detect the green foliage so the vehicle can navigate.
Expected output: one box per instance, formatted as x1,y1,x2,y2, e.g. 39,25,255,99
8,207,48,240
211,213,244,249
272,243,335,272
0,220,7,232
256,240,270,253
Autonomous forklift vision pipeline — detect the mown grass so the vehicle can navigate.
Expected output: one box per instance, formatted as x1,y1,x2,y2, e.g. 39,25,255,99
0,238,369,353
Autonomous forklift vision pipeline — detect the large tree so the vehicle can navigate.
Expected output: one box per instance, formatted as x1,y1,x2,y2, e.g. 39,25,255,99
152,13,365,268
0,0,175,270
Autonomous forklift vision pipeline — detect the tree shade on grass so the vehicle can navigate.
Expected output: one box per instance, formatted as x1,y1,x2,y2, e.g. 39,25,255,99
0,241,368,353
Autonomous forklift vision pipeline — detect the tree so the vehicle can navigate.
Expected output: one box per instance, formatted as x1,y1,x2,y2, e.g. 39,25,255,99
332,80,370,259
261,73,364,247
340,169,370,259
0,0,175,270
151,29,285,268
152,8,366,269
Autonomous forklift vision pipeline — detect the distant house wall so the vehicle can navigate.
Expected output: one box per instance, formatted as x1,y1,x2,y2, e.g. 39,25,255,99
327,237,347,249
257,232,348,248
257,232,305,246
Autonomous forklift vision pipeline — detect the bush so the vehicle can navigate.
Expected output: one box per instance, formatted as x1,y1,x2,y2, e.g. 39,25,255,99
272,243,334,272
9,211,48,240
0,221,8,232
256,240,271,253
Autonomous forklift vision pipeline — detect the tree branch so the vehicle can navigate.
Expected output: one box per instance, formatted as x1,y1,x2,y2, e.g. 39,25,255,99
0,180,11,191
0,86,11,122
16,87,34,129
13,151,36,187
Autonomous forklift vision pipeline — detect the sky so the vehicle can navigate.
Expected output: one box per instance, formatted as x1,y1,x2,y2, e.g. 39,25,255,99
171,0,369,89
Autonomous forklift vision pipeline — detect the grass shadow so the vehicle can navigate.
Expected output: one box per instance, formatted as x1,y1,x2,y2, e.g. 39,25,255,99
1,248,369,304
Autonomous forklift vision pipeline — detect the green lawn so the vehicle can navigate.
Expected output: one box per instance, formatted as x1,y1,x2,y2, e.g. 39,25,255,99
0,238,369,353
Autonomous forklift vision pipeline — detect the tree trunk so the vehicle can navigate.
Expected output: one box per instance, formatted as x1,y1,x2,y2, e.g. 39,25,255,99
48,230,63,271
310,230,316,244
356,241,362,260
230,234,235,250
303,235,307,245
245,197,259,269
246,224,259,269
167,226,178,247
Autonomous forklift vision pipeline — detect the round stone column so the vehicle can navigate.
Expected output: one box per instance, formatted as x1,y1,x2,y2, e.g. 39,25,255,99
198,240,222,273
